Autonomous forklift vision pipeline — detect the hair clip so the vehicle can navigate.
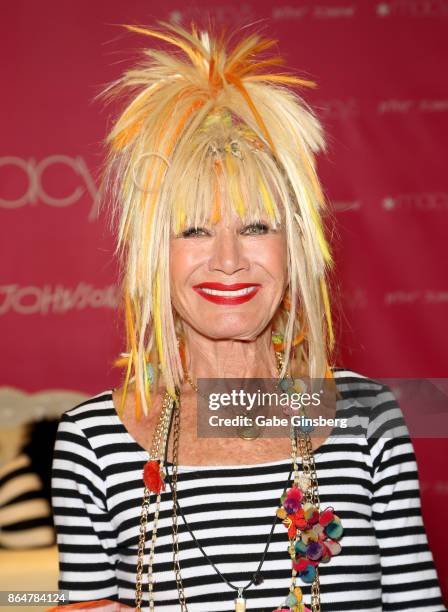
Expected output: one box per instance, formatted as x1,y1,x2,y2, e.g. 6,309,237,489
230,140,243,159
207,140,244,160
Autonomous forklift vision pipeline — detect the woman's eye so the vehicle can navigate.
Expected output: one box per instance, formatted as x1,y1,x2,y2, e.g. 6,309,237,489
181,226,209,238
243,222,270,235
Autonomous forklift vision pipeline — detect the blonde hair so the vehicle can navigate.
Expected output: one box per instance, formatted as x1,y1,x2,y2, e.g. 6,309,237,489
96,20,338,418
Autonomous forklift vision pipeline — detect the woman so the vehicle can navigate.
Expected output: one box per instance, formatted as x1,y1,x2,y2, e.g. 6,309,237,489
51,21,445,612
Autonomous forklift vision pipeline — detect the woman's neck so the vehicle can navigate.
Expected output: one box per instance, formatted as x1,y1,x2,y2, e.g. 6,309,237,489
181,325,279,380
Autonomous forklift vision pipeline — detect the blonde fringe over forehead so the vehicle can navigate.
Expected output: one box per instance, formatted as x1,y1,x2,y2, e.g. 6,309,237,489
97,20,336,418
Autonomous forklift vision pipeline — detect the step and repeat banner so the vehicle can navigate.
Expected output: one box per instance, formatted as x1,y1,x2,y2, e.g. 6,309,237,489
1,0,447,599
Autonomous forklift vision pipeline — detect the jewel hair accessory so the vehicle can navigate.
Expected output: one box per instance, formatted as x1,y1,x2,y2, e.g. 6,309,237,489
137,336,343,611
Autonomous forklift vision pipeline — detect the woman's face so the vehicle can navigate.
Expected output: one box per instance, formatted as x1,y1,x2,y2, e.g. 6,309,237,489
170,210,288,341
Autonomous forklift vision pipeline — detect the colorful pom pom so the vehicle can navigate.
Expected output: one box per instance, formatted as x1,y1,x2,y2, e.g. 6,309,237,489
326,539,342,556
302,528,318,544
303,503,319,524
306,541,324,561
284,497,301,514
325,517,343,540
287,486,303,503
294,538,307,555
293,557,310,572
319,508,334,526
298,563,316,583
320,543,332,563
311,523,325,540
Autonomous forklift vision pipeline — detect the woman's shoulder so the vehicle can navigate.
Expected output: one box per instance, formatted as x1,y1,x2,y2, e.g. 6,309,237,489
58,388,116,428
330,366,407,441
57,386,159,453
54,389,140,461
331,366,395,399
332,365,382,383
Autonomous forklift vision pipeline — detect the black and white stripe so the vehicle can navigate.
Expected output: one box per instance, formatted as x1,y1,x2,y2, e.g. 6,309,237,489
51,369,446,611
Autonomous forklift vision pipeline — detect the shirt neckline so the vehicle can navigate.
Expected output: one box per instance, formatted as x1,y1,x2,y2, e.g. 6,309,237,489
106,389,333,470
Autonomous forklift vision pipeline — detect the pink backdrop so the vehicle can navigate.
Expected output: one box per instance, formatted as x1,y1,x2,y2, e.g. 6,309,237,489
1,0,447,601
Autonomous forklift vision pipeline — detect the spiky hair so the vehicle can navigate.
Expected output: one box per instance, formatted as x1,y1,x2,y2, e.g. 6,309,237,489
96,20,337,418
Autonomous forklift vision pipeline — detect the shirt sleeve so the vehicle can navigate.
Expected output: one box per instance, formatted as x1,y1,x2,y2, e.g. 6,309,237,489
51,411,119,603
368,383,446,611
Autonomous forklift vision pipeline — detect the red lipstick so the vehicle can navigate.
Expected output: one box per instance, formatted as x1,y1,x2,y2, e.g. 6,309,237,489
192,282,261,305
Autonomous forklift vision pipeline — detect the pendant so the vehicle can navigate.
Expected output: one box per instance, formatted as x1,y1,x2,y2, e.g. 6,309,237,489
237,417,260,440
234,588,246,611
143,459,166,493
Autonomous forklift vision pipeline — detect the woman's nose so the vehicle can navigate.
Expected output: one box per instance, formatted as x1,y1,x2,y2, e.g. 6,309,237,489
208,230,250,275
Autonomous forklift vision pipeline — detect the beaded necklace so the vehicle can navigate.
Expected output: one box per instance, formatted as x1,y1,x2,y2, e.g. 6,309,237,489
136,349,343,611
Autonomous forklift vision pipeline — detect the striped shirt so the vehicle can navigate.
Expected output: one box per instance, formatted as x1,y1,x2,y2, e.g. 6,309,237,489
51,368,445,611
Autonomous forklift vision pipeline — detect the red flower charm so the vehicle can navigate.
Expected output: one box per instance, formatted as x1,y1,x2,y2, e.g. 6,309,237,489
143,460,165,494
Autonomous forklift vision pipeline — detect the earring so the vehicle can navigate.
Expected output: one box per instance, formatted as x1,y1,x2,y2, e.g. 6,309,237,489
272,331,284,350
146,362,155,385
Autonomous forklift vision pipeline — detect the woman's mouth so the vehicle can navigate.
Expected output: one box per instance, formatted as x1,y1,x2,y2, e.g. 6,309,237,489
192,282,261,305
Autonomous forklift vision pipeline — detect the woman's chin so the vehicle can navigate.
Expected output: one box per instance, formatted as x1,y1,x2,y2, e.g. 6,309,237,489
192,323,265,341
